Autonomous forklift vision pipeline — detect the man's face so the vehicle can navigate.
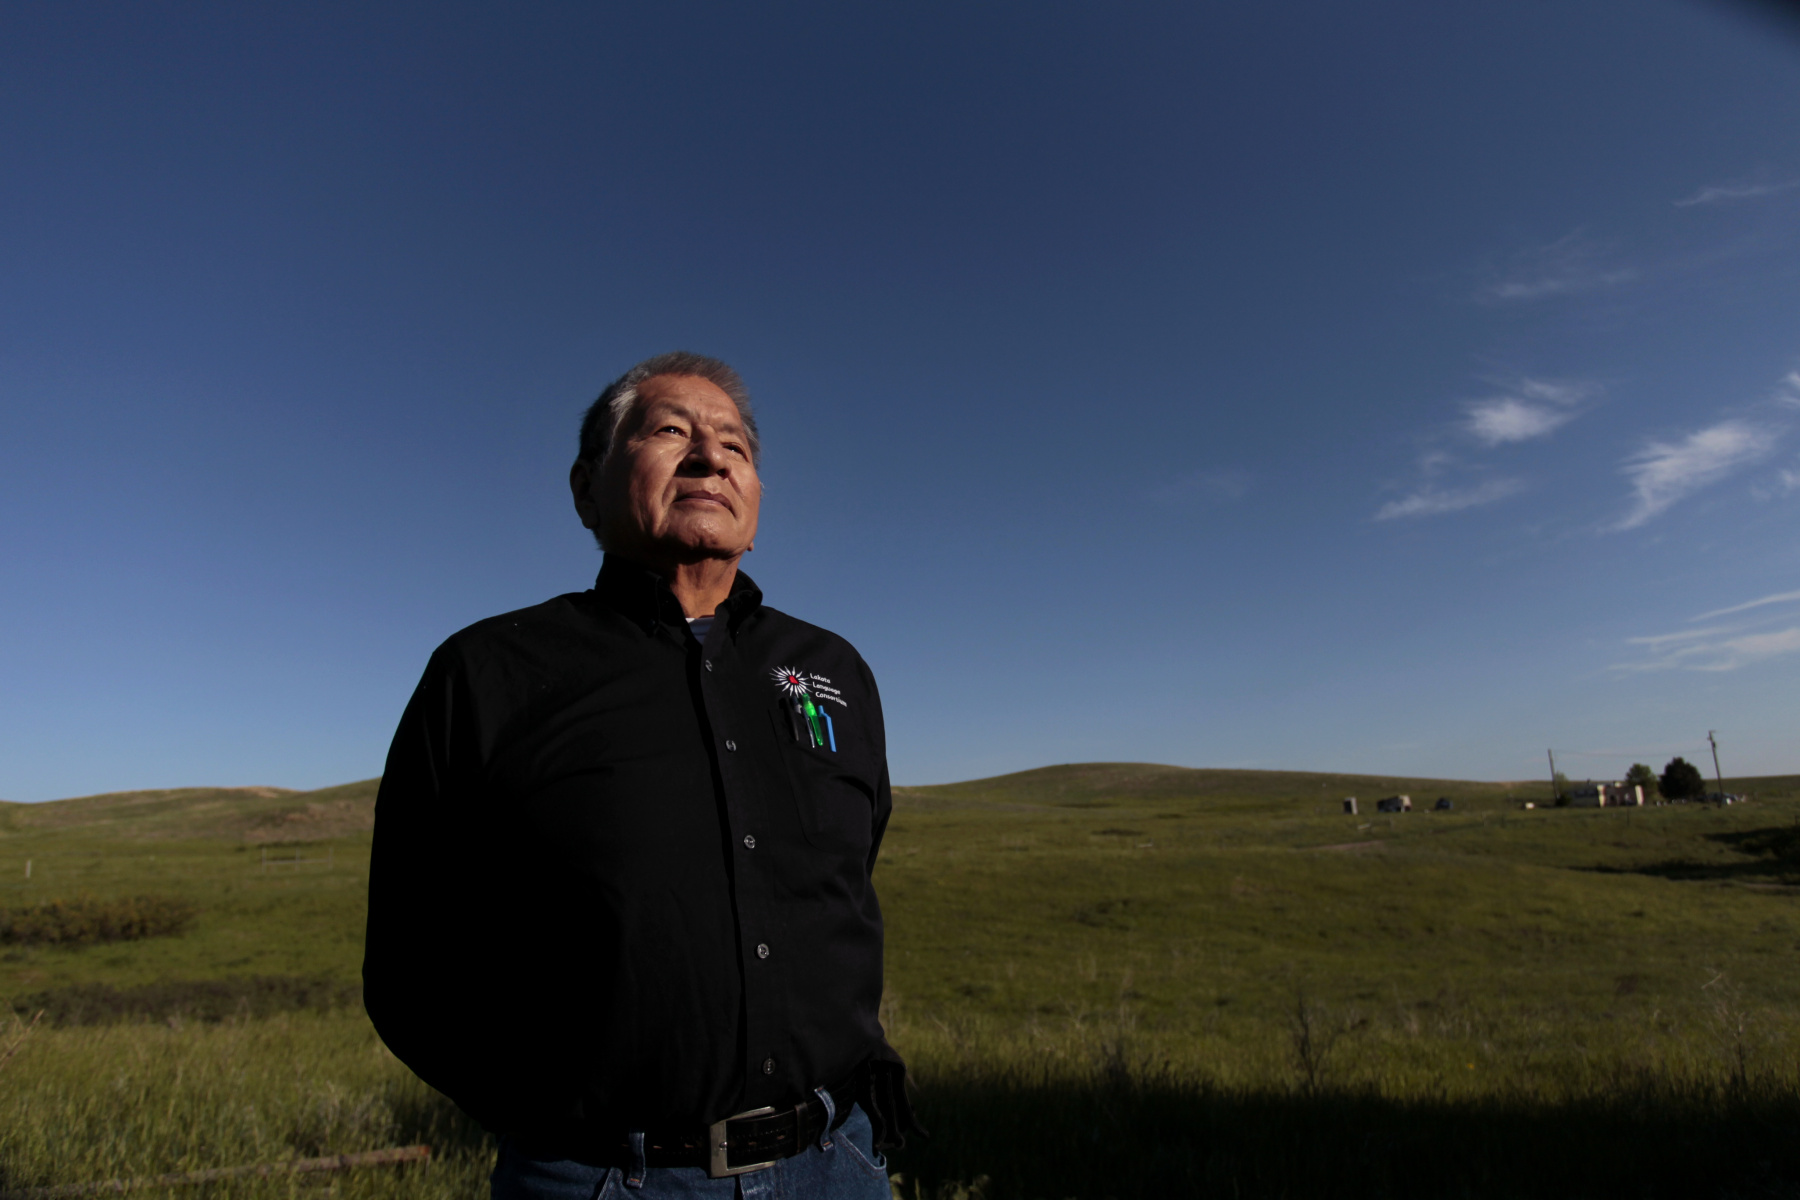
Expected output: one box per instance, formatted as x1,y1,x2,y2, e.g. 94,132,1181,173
572,374,762,567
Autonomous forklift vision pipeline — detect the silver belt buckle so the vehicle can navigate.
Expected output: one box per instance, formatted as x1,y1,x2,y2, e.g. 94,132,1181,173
707,1105,779,1178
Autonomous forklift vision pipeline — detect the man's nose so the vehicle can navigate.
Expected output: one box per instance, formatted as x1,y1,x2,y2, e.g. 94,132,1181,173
682,430,731,472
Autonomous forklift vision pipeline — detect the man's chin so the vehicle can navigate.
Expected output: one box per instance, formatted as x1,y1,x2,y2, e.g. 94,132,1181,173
647,532,750,566
601,516,751,568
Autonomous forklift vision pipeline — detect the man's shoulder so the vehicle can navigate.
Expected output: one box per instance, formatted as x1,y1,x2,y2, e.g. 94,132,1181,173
749,604,865,661
445,591,591,644
431,591,611,674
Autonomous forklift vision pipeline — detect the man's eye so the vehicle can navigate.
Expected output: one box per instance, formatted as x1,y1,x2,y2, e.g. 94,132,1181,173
658,425,684,435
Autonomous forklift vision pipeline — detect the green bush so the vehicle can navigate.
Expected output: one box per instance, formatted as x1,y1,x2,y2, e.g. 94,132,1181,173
12,975,360,1027
0,894,197,946
1660,757,1706,801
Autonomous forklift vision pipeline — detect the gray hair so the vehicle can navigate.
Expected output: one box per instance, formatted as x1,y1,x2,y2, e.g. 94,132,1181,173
578,351,760,467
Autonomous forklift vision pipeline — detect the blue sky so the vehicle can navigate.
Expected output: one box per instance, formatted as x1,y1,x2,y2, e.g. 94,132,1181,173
3,1,1798,801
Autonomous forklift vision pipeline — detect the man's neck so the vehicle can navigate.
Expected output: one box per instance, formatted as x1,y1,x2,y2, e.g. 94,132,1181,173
658,556,741,618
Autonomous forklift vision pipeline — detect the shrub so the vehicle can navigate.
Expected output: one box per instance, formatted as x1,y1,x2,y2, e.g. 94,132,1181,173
1659,758,1706,801
0,895,197,946
12,975,362,1027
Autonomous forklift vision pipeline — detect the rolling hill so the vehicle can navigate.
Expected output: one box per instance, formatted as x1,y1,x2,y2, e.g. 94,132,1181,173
4,762,1795,839
0,779,381,842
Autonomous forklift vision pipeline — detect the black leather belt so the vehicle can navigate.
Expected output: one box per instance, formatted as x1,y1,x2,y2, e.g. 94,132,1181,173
512,1076,861,1179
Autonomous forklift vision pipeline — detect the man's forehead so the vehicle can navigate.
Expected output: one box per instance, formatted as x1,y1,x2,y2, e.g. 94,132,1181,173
635,377,744,431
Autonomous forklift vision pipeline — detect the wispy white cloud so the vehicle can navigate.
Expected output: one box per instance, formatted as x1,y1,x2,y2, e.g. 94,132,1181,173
1377,378,1592,521
1485,272,1636,302
1777,372,1800,408
1614,625,1800,672
1375,478,1524,521
1417,449,1455,478
1617,584,1800,672
1611,419,1776,530
1480,233,1635,302
1749,460,1800,501
1467,398,1575,445
1462,377,1594,446
1693,589,1800,621
1720,627,1800,664
1627,625,1734,648
1516,379,1593,405
1673,178,1800,207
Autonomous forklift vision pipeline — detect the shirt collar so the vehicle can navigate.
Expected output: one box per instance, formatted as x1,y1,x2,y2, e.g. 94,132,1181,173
592,555,764,632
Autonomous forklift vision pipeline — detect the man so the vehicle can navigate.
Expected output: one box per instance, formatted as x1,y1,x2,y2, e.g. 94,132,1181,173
364,352,916,1200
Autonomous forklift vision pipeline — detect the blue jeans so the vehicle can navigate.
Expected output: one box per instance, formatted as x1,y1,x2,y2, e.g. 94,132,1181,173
490,1103,891,1200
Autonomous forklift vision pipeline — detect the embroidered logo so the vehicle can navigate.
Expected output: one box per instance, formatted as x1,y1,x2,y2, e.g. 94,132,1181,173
770,665,846,751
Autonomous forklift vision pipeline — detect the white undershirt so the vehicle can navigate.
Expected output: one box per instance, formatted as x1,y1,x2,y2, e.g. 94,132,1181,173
686,615,715,643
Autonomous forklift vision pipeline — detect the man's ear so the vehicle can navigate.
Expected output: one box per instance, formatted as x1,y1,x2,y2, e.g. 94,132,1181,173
570,458,600,532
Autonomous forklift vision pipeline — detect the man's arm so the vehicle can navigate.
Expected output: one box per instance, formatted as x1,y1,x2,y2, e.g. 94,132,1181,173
851,654,926,1149
362,645,513,1128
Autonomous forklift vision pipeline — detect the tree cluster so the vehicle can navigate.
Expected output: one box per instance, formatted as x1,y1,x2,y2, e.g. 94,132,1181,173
1656,757,1706,801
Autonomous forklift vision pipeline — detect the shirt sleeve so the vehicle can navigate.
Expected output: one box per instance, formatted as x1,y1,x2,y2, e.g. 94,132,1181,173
857,651,894,879
850,648,921,1150
362,643,544,1130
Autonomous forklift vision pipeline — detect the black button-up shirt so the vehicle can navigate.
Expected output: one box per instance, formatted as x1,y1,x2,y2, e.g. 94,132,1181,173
363,557,895,1136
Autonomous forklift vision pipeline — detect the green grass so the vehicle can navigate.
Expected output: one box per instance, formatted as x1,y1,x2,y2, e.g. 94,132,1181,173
0,1011,487,1199
3,765,1800,1198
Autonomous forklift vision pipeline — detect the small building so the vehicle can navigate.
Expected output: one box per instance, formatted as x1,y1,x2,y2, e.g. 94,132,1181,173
1599,782,1644,807
1376,795,1412,813
1342,798,1358,815
1569,782,1644,808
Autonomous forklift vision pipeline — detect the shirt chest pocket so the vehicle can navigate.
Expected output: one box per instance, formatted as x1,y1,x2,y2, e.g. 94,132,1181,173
766,699,875,855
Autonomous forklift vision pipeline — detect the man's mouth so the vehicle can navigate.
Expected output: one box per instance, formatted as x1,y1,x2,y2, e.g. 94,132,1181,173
674,492,731,510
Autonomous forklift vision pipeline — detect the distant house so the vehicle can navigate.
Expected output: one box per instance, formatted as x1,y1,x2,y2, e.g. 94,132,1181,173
1376,795,1412,813
1342,798,1358,815
1601,783,1644,807
1567,782,1644,808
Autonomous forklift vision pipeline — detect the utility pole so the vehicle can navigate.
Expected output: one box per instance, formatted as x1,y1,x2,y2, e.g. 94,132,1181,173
1547,748,1560,802
1708,730,1725,798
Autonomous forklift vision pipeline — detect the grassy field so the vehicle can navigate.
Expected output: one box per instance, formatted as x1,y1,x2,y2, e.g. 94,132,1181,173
3,764,1799,1198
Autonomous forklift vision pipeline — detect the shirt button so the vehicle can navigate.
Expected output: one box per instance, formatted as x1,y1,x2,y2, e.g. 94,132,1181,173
724,739,737,752
742,834,756,850
755,943,770,959
704,660,713,672
762,1058,775,1075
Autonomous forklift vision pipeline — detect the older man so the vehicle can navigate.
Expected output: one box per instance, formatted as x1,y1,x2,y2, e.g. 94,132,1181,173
363,352,915,1200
